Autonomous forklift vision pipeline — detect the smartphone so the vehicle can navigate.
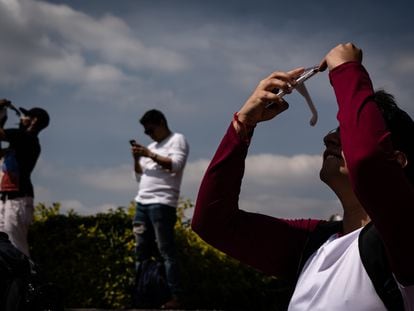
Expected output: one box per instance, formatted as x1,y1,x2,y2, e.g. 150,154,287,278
129,139,137,146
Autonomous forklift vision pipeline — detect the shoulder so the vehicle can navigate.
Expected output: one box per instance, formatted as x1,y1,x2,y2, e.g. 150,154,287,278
2,128,23,140
171,132,188,144
172,132,185,140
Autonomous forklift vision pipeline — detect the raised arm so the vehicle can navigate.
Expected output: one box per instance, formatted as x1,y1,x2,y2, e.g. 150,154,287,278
324,43,414,285
192,69,321,279
0,99,12,140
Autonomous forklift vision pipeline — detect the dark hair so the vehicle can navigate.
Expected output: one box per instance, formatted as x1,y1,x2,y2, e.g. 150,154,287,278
139,109,168,127
374,90,414,183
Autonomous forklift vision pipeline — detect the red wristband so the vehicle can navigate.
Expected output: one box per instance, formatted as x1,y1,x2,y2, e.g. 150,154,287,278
233,112,256,144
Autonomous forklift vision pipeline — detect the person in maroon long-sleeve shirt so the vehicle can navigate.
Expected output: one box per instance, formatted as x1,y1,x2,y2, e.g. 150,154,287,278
192,43,414,310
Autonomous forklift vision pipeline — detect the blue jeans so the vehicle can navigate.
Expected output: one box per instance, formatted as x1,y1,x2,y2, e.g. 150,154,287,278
133,203,181,297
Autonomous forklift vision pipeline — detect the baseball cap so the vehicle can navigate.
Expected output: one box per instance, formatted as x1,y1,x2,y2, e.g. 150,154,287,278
19,107,50,130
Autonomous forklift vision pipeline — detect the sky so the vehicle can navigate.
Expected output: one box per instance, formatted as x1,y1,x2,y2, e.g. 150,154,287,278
0,0,413,220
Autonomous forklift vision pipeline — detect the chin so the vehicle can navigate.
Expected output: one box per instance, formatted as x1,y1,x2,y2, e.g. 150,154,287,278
19,123,28,130
319,167,342,186
319,170,329,185
319,163,332,182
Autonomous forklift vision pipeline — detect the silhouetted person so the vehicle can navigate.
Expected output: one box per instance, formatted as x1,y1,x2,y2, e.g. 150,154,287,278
0,99,49,257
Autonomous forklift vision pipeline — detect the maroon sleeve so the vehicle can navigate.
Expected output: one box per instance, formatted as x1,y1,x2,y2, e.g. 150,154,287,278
330,62,414,285
192,122,321,279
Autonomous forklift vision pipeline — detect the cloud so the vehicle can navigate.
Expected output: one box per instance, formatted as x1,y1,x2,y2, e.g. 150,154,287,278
240,154,339,218
0,0,187,87
78,164,136,192
239,195,341,220
244,154,321,186
159,153,333,220
33,152,335,219
59,200,118,215
182,153,340,220
7,0,411,223
32,51,127,85
181,158,209,185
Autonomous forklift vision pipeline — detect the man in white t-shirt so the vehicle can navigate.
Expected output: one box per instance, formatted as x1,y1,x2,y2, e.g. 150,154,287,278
131,109,189,309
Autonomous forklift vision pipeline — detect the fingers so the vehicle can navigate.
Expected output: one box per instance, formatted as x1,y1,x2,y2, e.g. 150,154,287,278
266,67,305,86
131,144,143,155
132,144,152,158
318,60,328,72
131,146,139,156
263,67,305,97
255,68,306,106
322,42,363,71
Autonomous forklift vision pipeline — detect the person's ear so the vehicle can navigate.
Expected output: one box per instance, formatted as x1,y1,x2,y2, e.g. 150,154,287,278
393,150,408,168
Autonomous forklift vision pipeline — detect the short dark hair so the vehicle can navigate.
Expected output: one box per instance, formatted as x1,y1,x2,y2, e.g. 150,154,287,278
374,90,414,183
139,109,168,127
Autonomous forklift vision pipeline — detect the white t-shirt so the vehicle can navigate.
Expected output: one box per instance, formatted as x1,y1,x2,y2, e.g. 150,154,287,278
289,228,414,311
134,132,189,208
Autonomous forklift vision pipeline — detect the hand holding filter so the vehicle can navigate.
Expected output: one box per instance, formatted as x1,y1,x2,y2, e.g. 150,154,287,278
266,66,319,126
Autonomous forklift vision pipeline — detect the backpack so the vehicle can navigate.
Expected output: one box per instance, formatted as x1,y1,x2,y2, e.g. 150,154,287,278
297,221,404,311
0,232,64,311
132,258,171,308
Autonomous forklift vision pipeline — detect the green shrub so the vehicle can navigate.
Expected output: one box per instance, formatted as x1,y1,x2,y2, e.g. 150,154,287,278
29,201,291,310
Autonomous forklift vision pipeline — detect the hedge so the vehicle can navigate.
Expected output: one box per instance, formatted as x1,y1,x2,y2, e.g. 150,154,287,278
28,201,292,310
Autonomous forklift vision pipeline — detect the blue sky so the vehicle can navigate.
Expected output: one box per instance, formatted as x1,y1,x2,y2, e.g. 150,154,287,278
0,0,413,219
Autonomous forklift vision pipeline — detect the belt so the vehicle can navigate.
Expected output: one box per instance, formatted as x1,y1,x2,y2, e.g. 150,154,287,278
0,192,23,202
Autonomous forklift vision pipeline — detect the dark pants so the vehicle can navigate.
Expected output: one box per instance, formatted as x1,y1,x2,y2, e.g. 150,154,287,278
133,203,181,297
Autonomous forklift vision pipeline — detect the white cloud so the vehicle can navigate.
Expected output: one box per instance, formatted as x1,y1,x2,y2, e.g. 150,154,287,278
239,195,341,220
33,153,335,218
59,200,118,215
182,158,209,184
0,0,187,87
78,164,136,192
60,199,84,211
182,153,336,219
181,154,321,196
7,0,410,222
241,154,339,218
245,154,321,185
